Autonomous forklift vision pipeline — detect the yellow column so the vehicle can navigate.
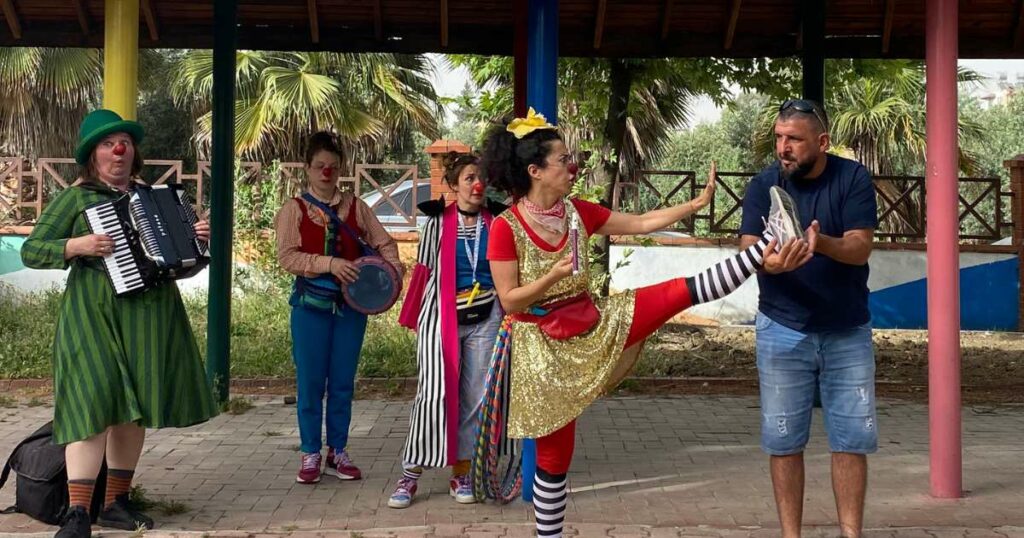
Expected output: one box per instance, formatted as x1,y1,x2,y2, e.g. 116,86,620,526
103,0,139,120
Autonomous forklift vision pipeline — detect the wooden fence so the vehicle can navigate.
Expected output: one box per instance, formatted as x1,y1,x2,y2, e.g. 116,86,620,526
0,157,425,228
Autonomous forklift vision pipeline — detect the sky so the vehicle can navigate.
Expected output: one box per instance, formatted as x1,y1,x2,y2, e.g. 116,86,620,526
426,55,1024,129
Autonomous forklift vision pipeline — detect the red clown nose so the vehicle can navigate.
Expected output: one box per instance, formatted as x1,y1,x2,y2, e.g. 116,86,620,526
567,162,579,178
112,143,127,156
321,167,334,178
471,182,485,195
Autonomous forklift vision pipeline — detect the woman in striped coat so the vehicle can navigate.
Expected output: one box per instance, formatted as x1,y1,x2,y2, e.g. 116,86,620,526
21,109,219,538
388,152,507,508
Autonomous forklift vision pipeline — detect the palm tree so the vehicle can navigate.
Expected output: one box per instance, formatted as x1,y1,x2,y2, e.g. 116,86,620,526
170,50,442,165
751,61,988,238
0,48,102,158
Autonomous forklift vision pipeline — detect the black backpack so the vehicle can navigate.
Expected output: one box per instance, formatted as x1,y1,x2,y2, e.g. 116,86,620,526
0,422,106,525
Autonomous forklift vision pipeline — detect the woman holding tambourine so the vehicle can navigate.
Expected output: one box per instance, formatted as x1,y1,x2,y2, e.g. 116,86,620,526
274,132,404,485
387,152,507,508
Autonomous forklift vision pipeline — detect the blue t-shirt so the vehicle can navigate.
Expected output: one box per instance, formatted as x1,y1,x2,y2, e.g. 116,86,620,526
456,219,494,290
739,154,878,332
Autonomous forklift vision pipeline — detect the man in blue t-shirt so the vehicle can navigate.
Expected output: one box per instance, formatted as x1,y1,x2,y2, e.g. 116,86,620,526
739,99,878,538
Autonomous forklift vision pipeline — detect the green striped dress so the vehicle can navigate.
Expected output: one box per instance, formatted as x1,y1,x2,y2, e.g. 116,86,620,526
20,182,219,445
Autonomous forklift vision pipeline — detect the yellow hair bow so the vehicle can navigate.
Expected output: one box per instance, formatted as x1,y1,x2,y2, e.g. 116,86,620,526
507,107,557,139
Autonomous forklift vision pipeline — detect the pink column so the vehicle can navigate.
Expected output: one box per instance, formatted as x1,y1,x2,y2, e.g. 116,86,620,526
925,0,962,499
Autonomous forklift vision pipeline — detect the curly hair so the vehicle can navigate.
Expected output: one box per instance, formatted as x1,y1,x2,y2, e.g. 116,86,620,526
479,119,562,199
304,131,344,166
441,151,481,188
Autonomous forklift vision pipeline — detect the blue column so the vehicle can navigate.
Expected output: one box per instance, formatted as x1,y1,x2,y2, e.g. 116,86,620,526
527,0,558,121
521,0,559,503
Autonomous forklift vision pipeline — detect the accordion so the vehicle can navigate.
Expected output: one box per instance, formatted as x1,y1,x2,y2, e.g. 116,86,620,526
82,183,209,296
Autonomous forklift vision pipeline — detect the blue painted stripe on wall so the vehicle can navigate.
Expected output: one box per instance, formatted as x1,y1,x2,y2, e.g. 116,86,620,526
0,236,27,276
869,258,1020,331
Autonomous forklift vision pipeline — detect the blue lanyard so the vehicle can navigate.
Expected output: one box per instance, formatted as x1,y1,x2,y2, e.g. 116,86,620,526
460,214,482,284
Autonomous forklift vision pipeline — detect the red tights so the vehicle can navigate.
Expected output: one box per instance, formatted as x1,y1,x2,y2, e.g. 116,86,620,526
536,277,695,473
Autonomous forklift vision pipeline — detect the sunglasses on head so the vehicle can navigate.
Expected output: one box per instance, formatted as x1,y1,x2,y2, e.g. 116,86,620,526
779,99,828,131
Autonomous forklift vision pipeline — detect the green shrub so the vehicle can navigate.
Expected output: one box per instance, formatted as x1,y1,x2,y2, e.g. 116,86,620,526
1,279,416,380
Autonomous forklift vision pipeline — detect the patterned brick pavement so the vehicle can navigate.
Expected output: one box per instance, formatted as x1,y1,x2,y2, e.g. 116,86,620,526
0,395,1021,537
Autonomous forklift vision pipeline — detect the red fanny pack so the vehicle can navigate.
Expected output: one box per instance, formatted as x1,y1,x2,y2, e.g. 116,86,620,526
513,292,600,340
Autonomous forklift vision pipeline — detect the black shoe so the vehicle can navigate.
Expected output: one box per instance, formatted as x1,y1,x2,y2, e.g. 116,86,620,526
95,494,154,531
54,505,91,538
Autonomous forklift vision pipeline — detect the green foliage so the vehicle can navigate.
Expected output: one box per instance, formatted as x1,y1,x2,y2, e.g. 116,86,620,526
222,396,254,415
1,280,417,380
171,51,442,163
0,48,101,157
0,284,63,378
966,90,1024,182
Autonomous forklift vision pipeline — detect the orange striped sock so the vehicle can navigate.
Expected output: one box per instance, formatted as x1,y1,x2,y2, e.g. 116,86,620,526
104,469,135,508
451,460,470,477
67,479,95,514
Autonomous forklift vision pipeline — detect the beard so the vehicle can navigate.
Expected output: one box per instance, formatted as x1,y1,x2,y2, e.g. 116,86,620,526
779,156,816,181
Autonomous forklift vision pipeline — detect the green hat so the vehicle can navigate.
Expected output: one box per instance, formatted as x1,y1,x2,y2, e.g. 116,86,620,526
74,109,145,165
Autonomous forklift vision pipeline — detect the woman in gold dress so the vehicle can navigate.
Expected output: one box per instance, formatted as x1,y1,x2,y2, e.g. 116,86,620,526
481,109,805,538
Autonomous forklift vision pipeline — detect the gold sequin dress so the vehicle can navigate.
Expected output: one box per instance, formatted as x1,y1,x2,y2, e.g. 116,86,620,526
503,201,645,439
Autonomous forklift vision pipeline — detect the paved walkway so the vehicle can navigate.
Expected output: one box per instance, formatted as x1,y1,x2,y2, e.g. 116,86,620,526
0,395,1022,537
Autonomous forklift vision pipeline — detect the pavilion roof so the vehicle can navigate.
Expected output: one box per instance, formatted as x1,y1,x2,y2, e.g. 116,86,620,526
1,1,1022,59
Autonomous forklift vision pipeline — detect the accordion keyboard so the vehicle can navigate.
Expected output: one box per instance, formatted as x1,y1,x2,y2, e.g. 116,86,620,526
84,201,146,295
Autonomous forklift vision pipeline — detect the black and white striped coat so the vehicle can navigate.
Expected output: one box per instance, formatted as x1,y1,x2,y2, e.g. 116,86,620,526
400,199,511,467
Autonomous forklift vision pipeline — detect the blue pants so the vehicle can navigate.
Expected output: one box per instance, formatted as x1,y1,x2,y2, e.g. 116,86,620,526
755,312,878,456
290,305,368,454
456,304,503,461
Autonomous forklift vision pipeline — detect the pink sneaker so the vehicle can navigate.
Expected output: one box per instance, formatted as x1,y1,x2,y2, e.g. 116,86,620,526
296,452,322,484
325,448,362,480
449,474,475,504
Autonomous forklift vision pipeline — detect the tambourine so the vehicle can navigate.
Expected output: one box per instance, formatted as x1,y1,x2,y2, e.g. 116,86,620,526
342,256,401,315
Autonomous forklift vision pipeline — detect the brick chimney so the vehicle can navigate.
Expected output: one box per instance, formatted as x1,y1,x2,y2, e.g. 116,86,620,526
425,139,472,204
1005,154,1024,331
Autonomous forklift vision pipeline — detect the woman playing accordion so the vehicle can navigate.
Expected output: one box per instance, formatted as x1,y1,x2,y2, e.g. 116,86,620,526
21,109,219,538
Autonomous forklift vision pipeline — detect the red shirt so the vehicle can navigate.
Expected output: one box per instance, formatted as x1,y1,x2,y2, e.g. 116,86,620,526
296,198,364,261
487,199,611,262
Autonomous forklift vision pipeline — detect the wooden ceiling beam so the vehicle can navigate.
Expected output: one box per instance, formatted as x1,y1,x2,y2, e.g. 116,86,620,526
724,0,742,51
1013,0,1024,49
440,0,448,47
660,0,674,41
308,0,319,43
593,0,607,49
882,0,895,54
71,0,90,36
374,0,383,40
141,0,159,41
1,0,21,40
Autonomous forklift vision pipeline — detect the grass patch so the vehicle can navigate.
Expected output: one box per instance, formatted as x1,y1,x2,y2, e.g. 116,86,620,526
0,284,63,378
0,395,16,408
25,397,45,407
222,396,254,415
262,430,283,437
128,485,191,516
1,278,416,380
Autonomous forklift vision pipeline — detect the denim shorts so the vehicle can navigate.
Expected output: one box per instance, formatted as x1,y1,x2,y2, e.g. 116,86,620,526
755,312,878,456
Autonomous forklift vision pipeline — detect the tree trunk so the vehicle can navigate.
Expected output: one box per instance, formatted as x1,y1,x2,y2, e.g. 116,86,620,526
594,59,635,294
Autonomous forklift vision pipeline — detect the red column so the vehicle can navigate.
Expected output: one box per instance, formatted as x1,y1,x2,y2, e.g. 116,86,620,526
925,0,962,499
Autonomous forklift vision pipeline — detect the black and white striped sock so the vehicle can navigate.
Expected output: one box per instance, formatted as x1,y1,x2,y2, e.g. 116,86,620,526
401,463,423,481
533,467,568,538
686,234,773,305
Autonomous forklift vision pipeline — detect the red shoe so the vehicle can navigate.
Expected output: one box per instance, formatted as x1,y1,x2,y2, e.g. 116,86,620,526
296,452,322,484
326,448,362,480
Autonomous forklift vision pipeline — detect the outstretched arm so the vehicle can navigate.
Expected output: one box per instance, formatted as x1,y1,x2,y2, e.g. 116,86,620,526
597,162,717,236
